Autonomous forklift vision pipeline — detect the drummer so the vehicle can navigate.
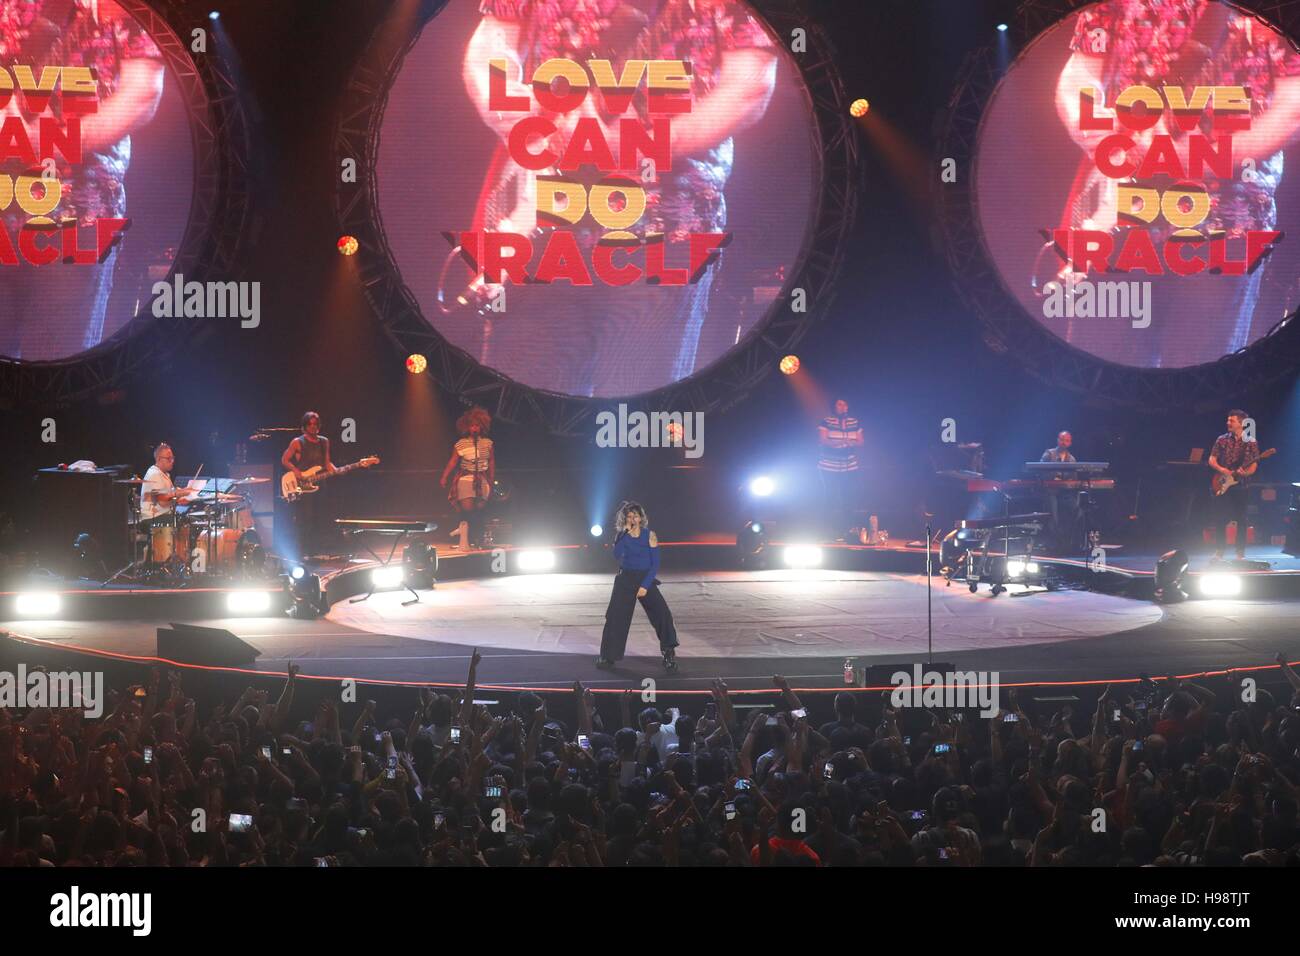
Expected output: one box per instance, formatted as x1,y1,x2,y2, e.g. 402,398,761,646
139,443,189,525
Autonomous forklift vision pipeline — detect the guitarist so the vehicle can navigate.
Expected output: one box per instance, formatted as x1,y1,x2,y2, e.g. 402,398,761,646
280,411,337,560
1207,409,1260,561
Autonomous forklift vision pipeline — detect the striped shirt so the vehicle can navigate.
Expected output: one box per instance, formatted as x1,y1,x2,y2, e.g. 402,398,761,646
818,416,861,472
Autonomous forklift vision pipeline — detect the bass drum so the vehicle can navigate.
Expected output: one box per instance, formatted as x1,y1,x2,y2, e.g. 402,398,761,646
195,528,265,578
195,528,239,572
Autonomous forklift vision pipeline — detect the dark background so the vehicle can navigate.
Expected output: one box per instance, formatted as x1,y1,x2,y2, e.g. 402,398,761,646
2,0,1297,562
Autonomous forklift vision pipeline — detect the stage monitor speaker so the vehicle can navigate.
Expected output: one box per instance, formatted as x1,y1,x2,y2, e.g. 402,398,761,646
157,623,260,668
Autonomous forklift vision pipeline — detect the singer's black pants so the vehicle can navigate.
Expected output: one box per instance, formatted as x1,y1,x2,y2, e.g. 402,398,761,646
599,570,678,661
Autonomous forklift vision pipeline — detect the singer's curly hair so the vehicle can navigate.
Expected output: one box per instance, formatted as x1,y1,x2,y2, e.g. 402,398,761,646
456,406,492,436
615,500,648,530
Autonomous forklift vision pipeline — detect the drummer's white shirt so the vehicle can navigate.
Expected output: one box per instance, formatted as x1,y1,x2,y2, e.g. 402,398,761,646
139,465,174,521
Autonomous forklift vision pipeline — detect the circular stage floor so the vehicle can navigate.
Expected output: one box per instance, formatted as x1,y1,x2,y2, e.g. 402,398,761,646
328,570,1164,659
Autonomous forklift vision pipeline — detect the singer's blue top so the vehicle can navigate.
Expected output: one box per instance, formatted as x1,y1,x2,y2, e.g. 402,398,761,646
614,528,659,590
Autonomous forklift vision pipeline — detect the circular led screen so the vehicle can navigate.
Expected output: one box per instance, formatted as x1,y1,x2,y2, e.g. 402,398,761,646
376,0,818,398
0,0,194,363
975,0,1300,369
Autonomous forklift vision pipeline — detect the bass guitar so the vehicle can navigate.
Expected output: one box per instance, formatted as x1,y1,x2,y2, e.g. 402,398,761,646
281,457,380,500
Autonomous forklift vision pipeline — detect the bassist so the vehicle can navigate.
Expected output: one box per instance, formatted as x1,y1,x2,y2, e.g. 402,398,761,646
281,412,337,560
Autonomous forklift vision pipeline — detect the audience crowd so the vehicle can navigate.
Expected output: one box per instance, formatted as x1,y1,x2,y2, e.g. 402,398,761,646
3,650,1299,866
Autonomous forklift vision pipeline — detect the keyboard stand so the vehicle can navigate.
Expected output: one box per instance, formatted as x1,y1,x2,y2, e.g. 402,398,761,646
344,527,420,607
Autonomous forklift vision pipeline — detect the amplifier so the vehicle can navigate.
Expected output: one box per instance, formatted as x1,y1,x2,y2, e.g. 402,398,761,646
35,467,132,573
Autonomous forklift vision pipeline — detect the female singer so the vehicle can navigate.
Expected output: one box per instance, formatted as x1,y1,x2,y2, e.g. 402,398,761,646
440,406,495,549
597,501,679,671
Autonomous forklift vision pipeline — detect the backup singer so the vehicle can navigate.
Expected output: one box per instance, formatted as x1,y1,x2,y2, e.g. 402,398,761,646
1207,408,1260,561
817,398,863,541
597,501,679,671
280,411,336,560
440,406,495,550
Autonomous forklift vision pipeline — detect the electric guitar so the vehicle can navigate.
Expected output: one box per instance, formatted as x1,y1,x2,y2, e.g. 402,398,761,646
281,457,380,500
1212,448,1275,496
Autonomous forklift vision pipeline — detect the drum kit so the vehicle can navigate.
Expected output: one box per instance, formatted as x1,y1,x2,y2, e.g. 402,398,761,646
104,476,272,586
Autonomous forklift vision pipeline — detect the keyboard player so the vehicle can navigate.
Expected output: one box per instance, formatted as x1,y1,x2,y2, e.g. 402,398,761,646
1040,431,1082,550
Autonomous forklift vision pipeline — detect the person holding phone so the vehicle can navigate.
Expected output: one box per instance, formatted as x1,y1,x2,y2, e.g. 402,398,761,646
596,501,680,671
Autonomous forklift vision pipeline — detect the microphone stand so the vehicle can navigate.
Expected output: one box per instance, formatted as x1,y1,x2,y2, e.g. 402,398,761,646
925,515,934,663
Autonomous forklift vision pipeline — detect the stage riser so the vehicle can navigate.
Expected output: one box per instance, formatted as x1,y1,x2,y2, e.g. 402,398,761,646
0,589,292,622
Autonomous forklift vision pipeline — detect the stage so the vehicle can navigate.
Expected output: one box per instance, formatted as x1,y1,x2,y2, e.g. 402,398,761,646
5,552,1299,691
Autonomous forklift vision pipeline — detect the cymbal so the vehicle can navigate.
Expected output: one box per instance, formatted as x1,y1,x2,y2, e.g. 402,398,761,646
114,477,144,484
230,476,269,485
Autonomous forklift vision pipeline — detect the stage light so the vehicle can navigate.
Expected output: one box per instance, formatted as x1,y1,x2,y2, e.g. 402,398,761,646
997,23,1008,32
72,532,104,578
371,565,405,590
226,590,273,614
590,524,603,537
736,520,769,569
208,11,219,20
517,549,556,572
779,354,800,375
402,543,437,589
14,592,61,617
405,353,427,374
286,573,325,620
1198,573,1242,598
337,235,359,256
1003,559,1042,579
849,99,869,118
291,564,306,580
1154,549,1189,603
783,545,823,568
749,476,776,497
